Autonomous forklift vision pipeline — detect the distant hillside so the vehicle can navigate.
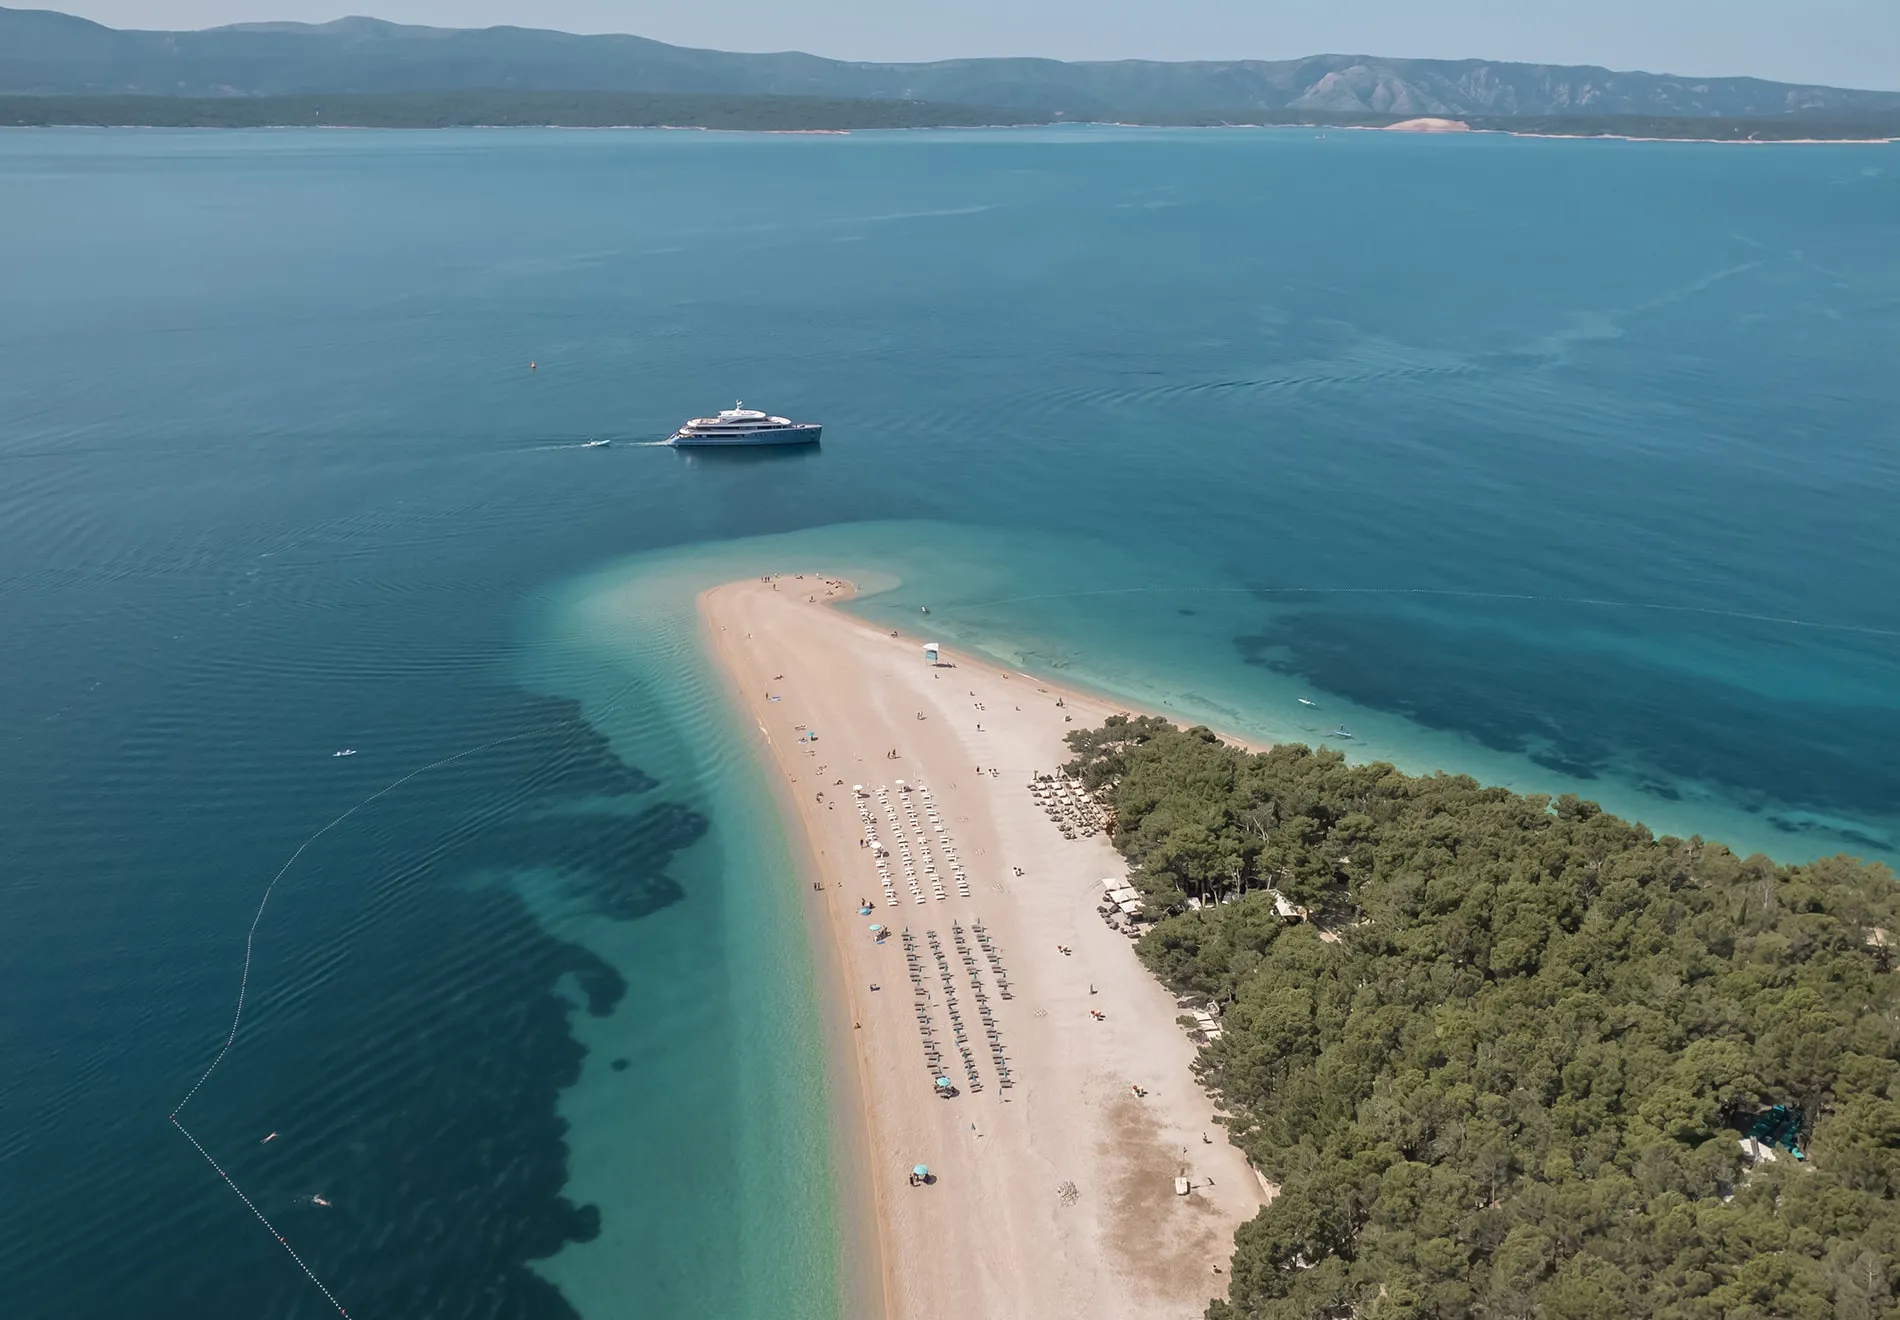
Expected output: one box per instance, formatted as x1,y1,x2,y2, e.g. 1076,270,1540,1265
4,6,1899,119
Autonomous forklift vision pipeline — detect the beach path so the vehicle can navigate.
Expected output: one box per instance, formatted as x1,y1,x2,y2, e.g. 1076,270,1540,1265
700,577,1264,1320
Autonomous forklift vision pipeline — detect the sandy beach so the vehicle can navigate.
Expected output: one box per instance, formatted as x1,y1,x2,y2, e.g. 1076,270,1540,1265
700,576,1264,1320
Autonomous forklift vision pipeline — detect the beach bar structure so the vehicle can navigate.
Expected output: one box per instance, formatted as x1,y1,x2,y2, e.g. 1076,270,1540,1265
1100,877,1145,918
924,642,940,664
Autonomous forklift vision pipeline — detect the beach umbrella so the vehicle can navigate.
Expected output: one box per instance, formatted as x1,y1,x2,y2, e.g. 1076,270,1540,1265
913,1164,930,1179
934,1077,952,1091
870,924,885,933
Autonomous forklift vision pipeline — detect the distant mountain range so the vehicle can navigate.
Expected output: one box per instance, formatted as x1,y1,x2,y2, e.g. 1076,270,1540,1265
5,6,1899,119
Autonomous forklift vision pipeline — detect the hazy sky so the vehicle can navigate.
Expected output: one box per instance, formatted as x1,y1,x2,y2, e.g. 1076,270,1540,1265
54,1,1900,91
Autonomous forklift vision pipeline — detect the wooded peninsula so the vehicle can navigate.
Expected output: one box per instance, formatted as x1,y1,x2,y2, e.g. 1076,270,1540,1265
1065,715,1900,1320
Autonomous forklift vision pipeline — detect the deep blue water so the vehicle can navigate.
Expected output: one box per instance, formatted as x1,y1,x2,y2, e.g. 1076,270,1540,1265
2,126,1896,1319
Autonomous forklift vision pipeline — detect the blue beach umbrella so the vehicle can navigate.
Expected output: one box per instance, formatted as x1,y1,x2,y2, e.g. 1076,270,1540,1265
913,1164,930,1179
934,1077,952,1091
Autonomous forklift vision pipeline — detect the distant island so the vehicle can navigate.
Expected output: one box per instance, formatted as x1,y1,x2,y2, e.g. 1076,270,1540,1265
5,90,1899,141
4,4,1900,137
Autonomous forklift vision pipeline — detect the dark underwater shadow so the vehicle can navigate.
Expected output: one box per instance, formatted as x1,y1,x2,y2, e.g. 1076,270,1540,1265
116,693,704,1320
1235,605,1900,828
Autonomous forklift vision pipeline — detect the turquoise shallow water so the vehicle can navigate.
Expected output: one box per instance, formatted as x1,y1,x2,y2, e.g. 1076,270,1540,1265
1,126,1897,1318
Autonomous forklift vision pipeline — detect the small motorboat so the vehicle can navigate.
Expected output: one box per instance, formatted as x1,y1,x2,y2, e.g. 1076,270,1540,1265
1328,726,1355,739
311,1195,331,1208
580,438,610,448
332,749,357,758
1297,698,1317,707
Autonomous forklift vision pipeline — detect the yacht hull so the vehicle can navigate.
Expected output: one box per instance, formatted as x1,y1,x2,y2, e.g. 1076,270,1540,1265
668,424,822,448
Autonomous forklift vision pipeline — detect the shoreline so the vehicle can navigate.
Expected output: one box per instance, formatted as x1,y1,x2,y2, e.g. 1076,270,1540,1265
697,574,1266,1320
700,588,894,1320
9,121,1896,144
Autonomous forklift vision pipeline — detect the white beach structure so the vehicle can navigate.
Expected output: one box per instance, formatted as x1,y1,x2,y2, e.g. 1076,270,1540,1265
1100,877,1145,917
924,642,940,664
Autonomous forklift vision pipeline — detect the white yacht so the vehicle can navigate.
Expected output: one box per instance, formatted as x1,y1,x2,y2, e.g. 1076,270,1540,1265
667,402,821,447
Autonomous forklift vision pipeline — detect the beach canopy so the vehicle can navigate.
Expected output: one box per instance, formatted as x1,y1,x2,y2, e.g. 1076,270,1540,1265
913,1164,930,1178
870,924,885,932
934,1077,952,1090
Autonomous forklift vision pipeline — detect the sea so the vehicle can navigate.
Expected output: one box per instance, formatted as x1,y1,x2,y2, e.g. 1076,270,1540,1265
2,125,1896,1320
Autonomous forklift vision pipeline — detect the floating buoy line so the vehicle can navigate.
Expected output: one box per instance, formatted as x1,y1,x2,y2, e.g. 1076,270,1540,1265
169,724,577,1318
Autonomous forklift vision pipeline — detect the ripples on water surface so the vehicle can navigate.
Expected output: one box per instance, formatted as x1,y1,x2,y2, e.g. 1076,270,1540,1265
0,126,1896,1318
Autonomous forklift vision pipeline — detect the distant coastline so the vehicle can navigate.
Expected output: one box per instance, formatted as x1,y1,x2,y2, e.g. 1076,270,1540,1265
1363,115,1896,145
5,92,1900,142
0,91,1042,133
